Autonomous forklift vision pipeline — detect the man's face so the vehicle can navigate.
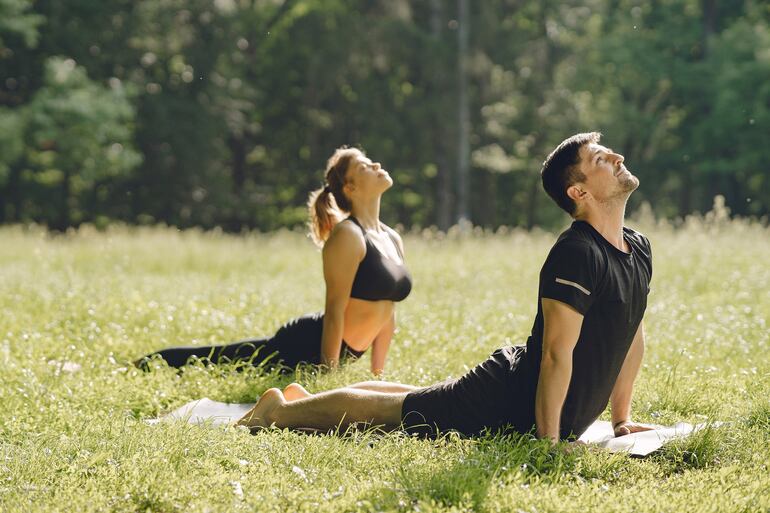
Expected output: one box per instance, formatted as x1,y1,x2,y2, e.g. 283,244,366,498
575,143,639,203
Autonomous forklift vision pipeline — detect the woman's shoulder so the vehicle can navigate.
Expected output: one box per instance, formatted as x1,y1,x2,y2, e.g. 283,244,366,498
325,218,366,252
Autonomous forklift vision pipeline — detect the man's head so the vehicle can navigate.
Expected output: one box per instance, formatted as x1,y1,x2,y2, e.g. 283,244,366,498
541,132,639,217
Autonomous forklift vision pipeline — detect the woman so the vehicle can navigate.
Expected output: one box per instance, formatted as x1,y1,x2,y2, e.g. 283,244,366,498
136,146,411,375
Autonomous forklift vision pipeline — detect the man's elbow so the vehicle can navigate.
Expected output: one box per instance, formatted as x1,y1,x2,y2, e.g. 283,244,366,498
540,347,572,369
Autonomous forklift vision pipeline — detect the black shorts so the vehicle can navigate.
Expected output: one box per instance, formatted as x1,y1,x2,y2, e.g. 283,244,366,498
401,346,535,437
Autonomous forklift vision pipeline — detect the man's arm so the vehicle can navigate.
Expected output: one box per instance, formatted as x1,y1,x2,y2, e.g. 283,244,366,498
369,313,395,376
610,321,653,436
535,298,584,442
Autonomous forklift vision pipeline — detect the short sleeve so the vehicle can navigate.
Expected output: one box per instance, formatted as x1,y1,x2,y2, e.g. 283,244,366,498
643,235,653,280
539,240,601,315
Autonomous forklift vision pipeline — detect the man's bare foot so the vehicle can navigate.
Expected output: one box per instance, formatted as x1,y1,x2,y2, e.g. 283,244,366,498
236,387,285,428
283,383,312,402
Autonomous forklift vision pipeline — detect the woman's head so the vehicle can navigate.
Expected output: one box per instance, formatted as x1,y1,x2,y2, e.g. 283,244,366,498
307,146,362,246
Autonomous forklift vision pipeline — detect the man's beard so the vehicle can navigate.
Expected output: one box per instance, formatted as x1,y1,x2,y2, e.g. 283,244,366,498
618,172,640,193
600,172,639,206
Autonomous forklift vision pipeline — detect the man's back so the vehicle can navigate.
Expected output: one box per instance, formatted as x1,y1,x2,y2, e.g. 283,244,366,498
521,221,653,438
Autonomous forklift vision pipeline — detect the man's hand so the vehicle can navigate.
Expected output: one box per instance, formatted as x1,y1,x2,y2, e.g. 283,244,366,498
613,420,657,437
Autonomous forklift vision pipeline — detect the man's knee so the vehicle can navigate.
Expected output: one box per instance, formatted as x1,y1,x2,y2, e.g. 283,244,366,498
365,391,408,425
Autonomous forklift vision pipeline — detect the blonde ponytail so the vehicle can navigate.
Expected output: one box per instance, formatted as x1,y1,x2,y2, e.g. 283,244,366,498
307,146,361,247
308,186,344,246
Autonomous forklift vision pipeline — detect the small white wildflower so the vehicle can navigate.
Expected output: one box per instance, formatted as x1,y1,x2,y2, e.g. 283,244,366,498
230,481,243,499
62,361,82,373
291,465,307,480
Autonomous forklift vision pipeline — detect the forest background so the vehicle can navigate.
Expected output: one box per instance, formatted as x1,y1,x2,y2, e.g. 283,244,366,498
1,0,768,232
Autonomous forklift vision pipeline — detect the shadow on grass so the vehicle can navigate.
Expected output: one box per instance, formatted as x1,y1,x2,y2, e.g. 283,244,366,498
745,401,770,431
647,356,723,419
365,432,582,512
652,422,731,473
126,356,295,418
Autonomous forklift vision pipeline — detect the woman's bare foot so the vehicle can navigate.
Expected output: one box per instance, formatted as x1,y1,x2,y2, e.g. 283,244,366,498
283,383,312,402
235,387,285,428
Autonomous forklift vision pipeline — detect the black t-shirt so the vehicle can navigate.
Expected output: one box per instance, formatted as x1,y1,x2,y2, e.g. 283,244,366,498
519,220,653,439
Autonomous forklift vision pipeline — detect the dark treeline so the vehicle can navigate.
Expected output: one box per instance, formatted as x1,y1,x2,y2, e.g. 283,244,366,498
1,0,768,232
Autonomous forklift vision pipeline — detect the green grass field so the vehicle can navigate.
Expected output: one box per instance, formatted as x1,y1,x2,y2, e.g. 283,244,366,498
1,217,768,512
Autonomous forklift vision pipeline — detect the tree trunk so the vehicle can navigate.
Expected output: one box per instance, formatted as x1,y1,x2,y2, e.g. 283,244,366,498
691,0,717,217
702,0,717,42
0,180,5,223
727,173,741,216
679,168,692,216
59,169,71,230
526,173,540,229
456,0,470,225
228,134,247,230
431,0,452,231
477,170,492,226
523,1,553,228
6,164,22,222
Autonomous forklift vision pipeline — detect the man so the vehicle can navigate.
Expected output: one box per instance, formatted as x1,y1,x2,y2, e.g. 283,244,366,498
237,132,654,442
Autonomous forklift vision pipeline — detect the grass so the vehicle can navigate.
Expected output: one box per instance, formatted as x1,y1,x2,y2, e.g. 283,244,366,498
1,215,768,512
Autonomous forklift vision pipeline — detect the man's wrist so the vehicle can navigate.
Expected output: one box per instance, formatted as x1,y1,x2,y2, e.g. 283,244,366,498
612,419,630,429
536,429,559,442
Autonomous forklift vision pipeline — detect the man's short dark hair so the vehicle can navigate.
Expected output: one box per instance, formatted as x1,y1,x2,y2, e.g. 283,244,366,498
540,132,601,215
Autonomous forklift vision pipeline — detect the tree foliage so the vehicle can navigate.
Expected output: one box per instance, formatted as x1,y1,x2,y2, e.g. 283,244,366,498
24,57,141,228
0,0,767,230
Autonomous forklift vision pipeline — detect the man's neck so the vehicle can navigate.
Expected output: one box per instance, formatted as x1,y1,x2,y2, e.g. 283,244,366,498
577,200,628,252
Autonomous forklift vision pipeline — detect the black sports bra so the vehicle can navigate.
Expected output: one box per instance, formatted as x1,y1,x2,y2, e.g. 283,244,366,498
347,217,412,302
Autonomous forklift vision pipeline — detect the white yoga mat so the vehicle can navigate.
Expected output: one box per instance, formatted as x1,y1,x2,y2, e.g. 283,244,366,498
576,419,715,456
147,398,714,456
145,398,254,427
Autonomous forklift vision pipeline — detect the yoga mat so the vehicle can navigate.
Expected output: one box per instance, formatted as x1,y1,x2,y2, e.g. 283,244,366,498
145,398,254,426
147,398,716,456
576,419,717,456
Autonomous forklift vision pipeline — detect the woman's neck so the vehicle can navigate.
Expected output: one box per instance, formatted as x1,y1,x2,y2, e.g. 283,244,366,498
350,197,382,231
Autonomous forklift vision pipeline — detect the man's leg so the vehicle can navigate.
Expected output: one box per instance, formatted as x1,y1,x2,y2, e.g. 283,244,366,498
236,386,407,430
347,381,421,393
283,381,419,401
283,381,420,401
243,347,526,435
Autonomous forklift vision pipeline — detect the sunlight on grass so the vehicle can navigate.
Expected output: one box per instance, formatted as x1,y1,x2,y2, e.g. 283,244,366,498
0,217,768,512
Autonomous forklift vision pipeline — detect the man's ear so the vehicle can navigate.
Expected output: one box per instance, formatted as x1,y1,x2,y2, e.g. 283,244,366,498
567,184,588,204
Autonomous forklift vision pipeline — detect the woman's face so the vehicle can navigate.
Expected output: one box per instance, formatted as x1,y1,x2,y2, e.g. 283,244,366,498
345,152,393,198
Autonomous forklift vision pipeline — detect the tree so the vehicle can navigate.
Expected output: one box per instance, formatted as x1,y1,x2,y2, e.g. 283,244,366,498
24,57,141,228
0,0,42,50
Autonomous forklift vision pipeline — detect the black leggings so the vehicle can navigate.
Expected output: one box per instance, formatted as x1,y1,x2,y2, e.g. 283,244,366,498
137,312,364,370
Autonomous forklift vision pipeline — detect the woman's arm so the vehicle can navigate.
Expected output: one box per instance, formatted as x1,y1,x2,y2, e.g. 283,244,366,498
368,225,404,375
369,313,395,376
320,222,365,369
